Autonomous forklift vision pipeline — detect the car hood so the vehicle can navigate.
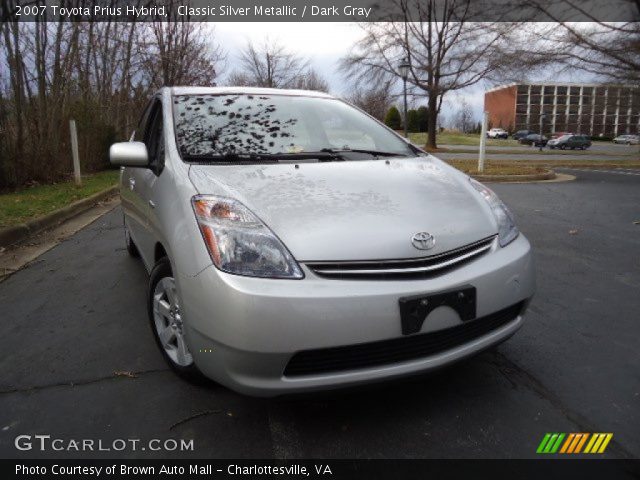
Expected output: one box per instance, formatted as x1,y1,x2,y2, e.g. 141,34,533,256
188,157,497,261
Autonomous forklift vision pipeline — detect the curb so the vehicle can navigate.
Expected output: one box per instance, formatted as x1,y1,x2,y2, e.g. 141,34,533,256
0,186,118,248
471,169,556,183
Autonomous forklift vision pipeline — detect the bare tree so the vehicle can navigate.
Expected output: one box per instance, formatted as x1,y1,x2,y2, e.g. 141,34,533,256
505,17,640,83
346,80,395,121
0,10,225,188
340,0,519,149
141,13,224,89
228,38,311,88
452,98,475,133
291,68,330,92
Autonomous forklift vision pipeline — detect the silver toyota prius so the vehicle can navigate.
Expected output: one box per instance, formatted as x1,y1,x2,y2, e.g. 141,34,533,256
110,87,535,397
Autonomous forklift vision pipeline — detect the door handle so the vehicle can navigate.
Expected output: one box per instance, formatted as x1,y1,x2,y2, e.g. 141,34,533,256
149,200,156,209
128,177,135,190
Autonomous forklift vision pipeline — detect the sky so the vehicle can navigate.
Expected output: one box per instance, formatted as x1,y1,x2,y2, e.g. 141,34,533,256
210,22,588,125
210,22,489,123
212,22,362,90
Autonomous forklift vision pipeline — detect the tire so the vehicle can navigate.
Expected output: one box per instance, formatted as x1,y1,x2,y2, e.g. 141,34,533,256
123,218,140,258
148,257,206,383
560,144,567,150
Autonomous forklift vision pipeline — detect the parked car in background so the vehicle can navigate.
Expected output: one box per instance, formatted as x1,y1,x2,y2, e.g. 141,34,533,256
548,134,592,150
108,86,535,396
512,130,535,140
519,134,547,147
613,134,640,145
487,128,509,139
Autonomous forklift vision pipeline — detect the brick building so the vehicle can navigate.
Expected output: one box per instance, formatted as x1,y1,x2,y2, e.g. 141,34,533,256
484,83,640,136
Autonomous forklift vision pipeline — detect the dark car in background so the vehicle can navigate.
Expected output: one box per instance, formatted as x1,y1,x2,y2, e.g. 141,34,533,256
519,134,547,147
512,130,535,140
548,134,592,150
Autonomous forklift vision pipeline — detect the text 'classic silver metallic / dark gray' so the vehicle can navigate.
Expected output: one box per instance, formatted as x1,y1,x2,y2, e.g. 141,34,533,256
110,87,535,396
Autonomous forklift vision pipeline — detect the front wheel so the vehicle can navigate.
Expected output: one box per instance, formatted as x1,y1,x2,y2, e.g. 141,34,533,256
148,257,205,382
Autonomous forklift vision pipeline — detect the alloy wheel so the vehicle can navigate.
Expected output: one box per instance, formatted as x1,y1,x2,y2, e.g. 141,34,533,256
152,277,193,367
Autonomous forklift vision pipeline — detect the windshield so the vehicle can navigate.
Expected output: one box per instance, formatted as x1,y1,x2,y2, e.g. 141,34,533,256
172,94,415,160
558,135,572,140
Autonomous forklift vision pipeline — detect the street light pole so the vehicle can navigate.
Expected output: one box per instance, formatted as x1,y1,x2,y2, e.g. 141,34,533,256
398,57,410,138
539,113,546,152
478,112,488,173
403,76,408,138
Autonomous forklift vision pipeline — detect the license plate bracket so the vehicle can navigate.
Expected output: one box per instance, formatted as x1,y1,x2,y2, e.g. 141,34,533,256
399,285,476,335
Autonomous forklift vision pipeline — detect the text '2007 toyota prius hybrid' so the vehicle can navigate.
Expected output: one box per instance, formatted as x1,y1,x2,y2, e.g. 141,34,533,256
109,87,535,397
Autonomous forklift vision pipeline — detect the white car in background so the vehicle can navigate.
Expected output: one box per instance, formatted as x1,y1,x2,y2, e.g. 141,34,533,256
487,128,508,139
613,134,639,145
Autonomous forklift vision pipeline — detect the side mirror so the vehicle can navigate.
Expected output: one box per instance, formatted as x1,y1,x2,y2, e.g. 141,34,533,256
109,141,149,168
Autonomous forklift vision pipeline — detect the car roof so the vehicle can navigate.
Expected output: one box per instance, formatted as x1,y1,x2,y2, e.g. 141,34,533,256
164,86,334,99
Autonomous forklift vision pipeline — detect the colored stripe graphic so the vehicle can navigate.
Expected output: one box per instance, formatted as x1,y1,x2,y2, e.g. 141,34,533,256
544,433,559,453
597,433,613,453
537,433,552,453
537,433,565,454
585,433,613,454
537,433,613,454
550,433,565,453
584,434,598,453
559,433,575,453
574,433,589,453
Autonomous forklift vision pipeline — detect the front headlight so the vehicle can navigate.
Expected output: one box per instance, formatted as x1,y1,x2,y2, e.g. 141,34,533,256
469,178,519,247
192,195,304,279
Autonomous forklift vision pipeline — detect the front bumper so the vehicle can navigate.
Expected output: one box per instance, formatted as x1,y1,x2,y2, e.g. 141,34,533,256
178,234,535,396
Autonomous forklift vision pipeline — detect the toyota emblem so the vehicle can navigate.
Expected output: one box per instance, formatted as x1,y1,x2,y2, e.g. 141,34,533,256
412,232,436,250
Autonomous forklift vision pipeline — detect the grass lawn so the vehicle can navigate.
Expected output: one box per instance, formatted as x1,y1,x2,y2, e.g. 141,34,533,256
445,158,640,175
447,162,548,176
0,170,119,228
409,132,520,147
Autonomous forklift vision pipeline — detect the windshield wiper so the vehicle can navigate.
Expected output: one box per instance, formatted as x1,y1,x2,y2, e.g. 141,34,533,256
319,148,407,158
182,151,340,163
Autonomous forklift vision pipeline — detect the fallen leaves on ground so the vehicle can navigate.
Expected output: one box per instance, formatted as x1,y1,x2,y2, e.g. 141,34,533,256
113,370,137,378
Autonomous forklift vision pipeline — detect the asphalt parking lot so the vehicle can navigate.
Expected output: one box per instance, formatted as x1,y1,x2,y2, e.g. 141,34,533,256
1,169,639,459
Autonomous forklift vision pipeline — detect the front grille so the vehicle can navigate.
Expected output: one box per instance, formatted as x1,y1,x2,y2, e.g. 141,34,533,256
283,302,524,377
305,236,496,280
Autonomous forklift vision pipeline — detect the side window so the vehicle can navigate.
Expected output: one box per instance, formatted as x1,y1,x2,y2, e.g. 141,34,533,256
133,100,155,142
144,102,165,175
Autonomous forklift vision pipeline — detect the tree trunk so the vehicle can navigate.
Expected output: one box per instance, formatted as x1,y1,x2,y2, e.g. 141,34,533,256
426,94,438,150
